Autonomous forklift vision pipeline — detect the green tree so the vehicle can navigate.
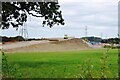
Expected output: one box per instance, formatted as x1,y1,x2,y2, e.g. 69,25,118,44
1,1,65,29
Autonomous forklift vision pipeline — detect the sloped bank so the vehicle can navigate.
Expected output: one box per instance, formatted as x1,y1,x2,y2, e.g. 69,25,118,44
4,38,92,53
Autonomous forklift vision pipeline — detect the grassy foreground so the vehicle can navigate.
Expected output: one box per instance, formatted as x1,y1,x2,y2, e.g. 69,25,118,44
4,49,118,78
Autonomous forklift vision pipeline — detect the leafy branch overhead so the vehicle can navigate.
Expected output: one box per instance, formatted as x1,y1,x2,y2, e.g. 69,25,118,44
1,2,65,29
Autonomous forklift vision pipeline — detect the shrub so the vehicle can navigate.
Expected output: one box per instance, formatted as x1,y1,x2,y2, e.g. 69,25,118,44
2,51,21,78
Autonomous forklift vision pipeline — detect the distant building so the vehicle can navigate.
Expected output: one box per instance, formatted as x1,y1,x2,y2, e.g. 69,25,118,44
81,36,102,44
88,41,101,45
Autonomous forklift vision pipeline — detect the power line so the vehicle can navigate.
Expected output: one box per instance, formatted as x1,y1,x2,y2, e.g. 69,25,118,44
85,26,88,37
101,32,103,39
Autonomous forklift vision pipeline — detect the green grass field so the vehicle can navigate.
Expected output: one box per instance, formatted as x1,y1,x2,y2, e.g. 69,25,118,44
4,49,118,78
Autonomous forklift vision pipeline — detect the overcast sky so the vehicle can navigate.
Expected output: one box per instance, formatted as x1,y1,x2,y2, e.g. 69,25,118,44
1,0,119,39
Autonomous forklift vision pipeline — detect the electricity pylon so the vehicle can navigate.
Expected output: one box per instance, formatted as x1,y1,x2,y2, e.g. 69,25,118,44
19,22,28,40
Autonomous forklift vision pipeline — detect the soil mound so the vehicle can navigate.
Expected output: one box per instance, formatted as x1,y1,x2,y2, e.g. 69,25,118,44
4,38,91,52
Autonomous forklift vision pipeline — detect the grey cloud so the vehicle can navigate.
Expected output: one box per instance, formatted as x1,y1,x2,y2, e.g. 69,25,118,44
1,1,118,38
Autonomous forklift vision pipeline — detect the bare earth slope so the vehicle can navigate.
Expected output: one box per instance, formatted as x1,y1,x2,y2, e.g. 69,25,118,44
3,38,92,52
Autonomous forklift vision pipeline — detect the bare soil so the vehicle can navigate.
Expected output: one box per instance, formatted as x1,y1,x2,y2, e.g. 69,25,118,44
2,38,92,53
